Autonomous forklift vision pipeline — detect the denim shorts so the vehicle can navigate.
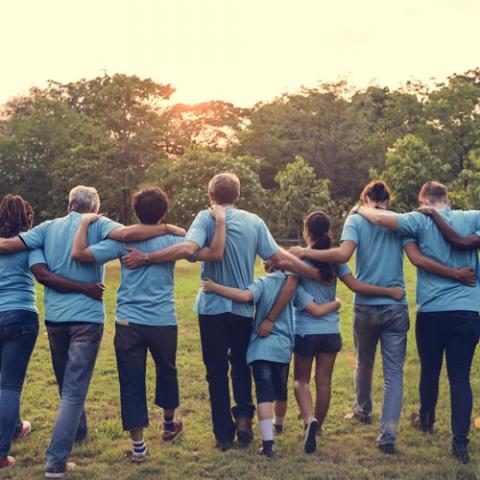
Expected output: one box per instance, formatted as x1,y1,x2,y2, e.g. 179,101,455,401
251,360,289,404
294,333,342,356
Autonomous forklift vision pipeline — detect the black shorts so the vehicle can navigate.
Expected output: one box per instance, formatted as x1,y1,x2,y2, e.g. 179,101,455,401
251,360,289,404
294,333,342,356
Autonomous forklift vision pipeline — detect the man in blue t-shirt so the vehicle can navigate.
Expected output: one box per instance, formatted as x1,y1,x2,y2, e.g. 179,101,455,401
356,181,480,463
289,180,475,455
71,186,226,463
0,185,183,478
121,173,322,451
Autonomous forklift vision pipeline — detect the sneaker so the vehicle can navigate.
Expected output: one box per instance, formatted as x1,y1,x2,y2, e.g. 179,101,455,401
162,421,184,443
0,456,15,469
452,444,470,464
215,439,233,452
131,447,148,464
260,440,275,458
273,423,284,435
344,411,372,425
45,461,76,479
303,418,318,454
410,412,433,434
235,418,253,447
378,443,396,455
14,421,31,441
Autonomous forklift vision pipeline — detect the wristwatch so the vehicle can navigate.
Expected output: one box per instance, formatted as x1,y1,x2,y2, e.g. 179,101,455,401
143,252,150,265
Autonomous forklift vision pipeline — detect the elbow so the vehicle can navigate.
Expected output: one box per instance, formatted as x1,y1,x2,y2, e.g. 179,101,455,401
336,252,350,263
209,250,224,262
71,251,82,262
271,252,289,270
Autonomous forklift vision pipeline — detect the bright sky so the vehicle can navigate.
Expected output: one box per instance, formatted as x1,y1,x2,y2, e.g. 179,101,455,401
1,0,479,107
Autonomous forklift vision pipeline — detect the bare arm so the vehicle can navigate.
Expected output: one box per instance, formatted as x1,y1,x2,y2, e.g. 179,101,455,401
417,206,480,250
31,264,104,300
195,205,227,262
269,250,322,281
71,216,96,262
356,206,398,230
341,273,406,301
304,299,341,317
404,242,476,286
202,278,254,303
289,240,356,264
108,223,186,242
0,237,27,254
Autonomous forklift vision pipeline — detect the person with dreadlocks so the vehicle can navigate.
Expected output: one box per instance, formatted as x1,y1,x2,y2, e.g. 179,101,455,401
0,194,108,470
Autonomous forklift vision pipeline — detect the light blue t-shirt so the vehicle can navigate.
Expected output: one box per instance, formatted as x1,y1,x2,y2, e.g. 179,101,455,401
89,235,184,326
186,208,280,317
396,209,480,312
294,262,351,335
341,214,409,305
246,271,313,365
0,243,45,313
19,212,121,323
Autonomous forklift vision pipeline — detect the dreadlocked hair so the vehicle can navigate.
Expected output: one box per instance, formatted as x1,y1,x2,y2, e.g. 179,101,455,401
304,211,335,282
0,195,34,238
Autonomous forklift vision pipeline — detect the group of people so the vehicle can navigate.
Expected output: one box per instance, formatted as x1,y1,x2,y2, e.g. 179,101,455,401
0,172,479,478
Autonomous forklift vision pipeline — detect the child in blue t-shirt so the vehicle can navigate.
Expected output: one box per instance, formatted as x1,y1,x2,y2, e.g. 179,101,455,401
202,260,340,458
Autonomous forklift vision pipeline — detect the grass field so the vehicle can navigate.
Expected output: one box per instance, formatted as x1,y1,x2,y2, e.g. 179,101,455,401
5,259,480,480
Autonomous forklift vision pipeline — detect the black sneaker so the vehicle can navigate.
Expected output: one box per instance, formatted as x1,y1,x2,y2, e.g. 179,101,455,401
235,418,253,448
260,440,275,458
452,444,470,464
215,439,233,452
410,412,433,434
45,462,76,479
303,418,318,454
273,423,284,434
378,443,395,455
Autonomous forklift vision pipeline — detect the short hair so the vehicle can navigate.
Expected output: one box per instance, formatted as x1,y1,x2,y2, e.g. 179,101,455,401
418,181,448,204
208,173,240,205
68,186,100,213
360,180,391,204
132,186,169,224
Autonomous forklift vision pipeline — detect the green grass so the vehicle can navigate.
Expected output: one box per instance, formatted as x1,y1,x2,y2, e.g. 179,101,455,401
6,259,480,479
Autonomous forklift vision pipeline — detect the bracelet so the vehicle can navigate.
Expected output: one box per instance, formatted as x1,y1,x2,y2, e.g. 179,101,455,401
266,317,275,323
143,253,150,264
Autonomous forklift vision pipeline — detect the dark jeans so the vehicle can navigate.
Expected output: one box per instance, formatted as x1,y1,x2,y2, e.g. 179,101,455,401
251,360,289,404
114,323,179,431
199,313,255,442
45,322,103,468
0,310,38,458
416,310,480,448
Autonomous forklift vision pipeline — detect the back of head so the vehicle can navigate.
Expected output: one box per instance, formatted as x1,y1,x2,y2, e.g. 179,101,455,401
132,186,169,224
68,186,100,214
418,181,448,206
208,173,240,205
304,211,335,282
360,180,391,206
0,194,34,237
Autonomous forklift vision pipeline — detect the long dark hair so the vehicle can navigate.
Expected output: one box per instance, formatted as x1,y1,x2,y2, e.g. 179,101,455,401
360,180,391,204
304,211,335,282
0,195,34,238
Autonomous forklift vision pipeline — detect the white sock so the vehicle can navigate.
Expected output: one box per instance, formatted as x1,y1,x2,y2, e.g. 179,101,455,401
274,415,285,426
259,418,274,442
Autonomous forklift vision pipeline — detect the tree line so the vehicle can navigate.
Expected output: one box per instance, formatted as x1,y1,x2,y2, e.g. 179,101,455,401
0,69,479,239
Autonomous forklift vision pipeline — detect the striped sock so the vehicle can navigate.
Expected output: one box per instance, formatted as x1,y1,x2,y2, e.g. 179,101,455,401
132,439,147,455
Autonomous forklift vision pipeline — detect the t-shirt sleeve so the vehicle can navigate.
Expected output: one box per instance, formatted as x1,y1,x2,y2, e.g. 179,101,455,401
185,211,209,249
97,216,122,241
396,212,421,237
340,216,359,245
256,219,280,260
246,277,264,304
19,221,50,249
28,249,47,268
293,285,315,311
89,239,124,265
335,263,352,278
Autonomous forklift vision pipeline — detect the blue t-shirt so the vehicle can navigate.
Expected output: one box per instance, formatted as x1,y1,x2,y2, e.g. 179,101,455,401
341,214,409,305
89,235,185,326
396,209,480,312
186,208,280,317
0,243,44,313
246,271,313,365
294,262,351,335
19,212,121,323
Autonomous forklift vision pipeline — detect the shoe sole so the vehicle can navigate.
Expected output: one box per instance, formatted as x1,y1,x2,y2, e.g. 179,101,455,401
45,473,66,479
303,420,318,454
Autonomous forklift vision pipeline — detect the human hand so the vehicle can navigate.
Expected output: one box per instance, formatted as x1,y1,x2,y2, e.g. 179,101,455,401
257,319,274,337
121,247,146,269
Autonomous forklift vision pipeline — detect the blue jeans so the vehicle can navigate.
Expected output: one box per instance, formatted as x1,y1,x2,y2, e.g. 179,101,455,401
353,304,409,445
0,310,38,458
45,322,103,469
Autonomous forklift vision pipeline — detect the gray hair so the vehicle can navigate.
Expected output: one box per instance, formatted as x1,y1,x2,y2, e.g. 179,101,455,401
68,186,100,213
